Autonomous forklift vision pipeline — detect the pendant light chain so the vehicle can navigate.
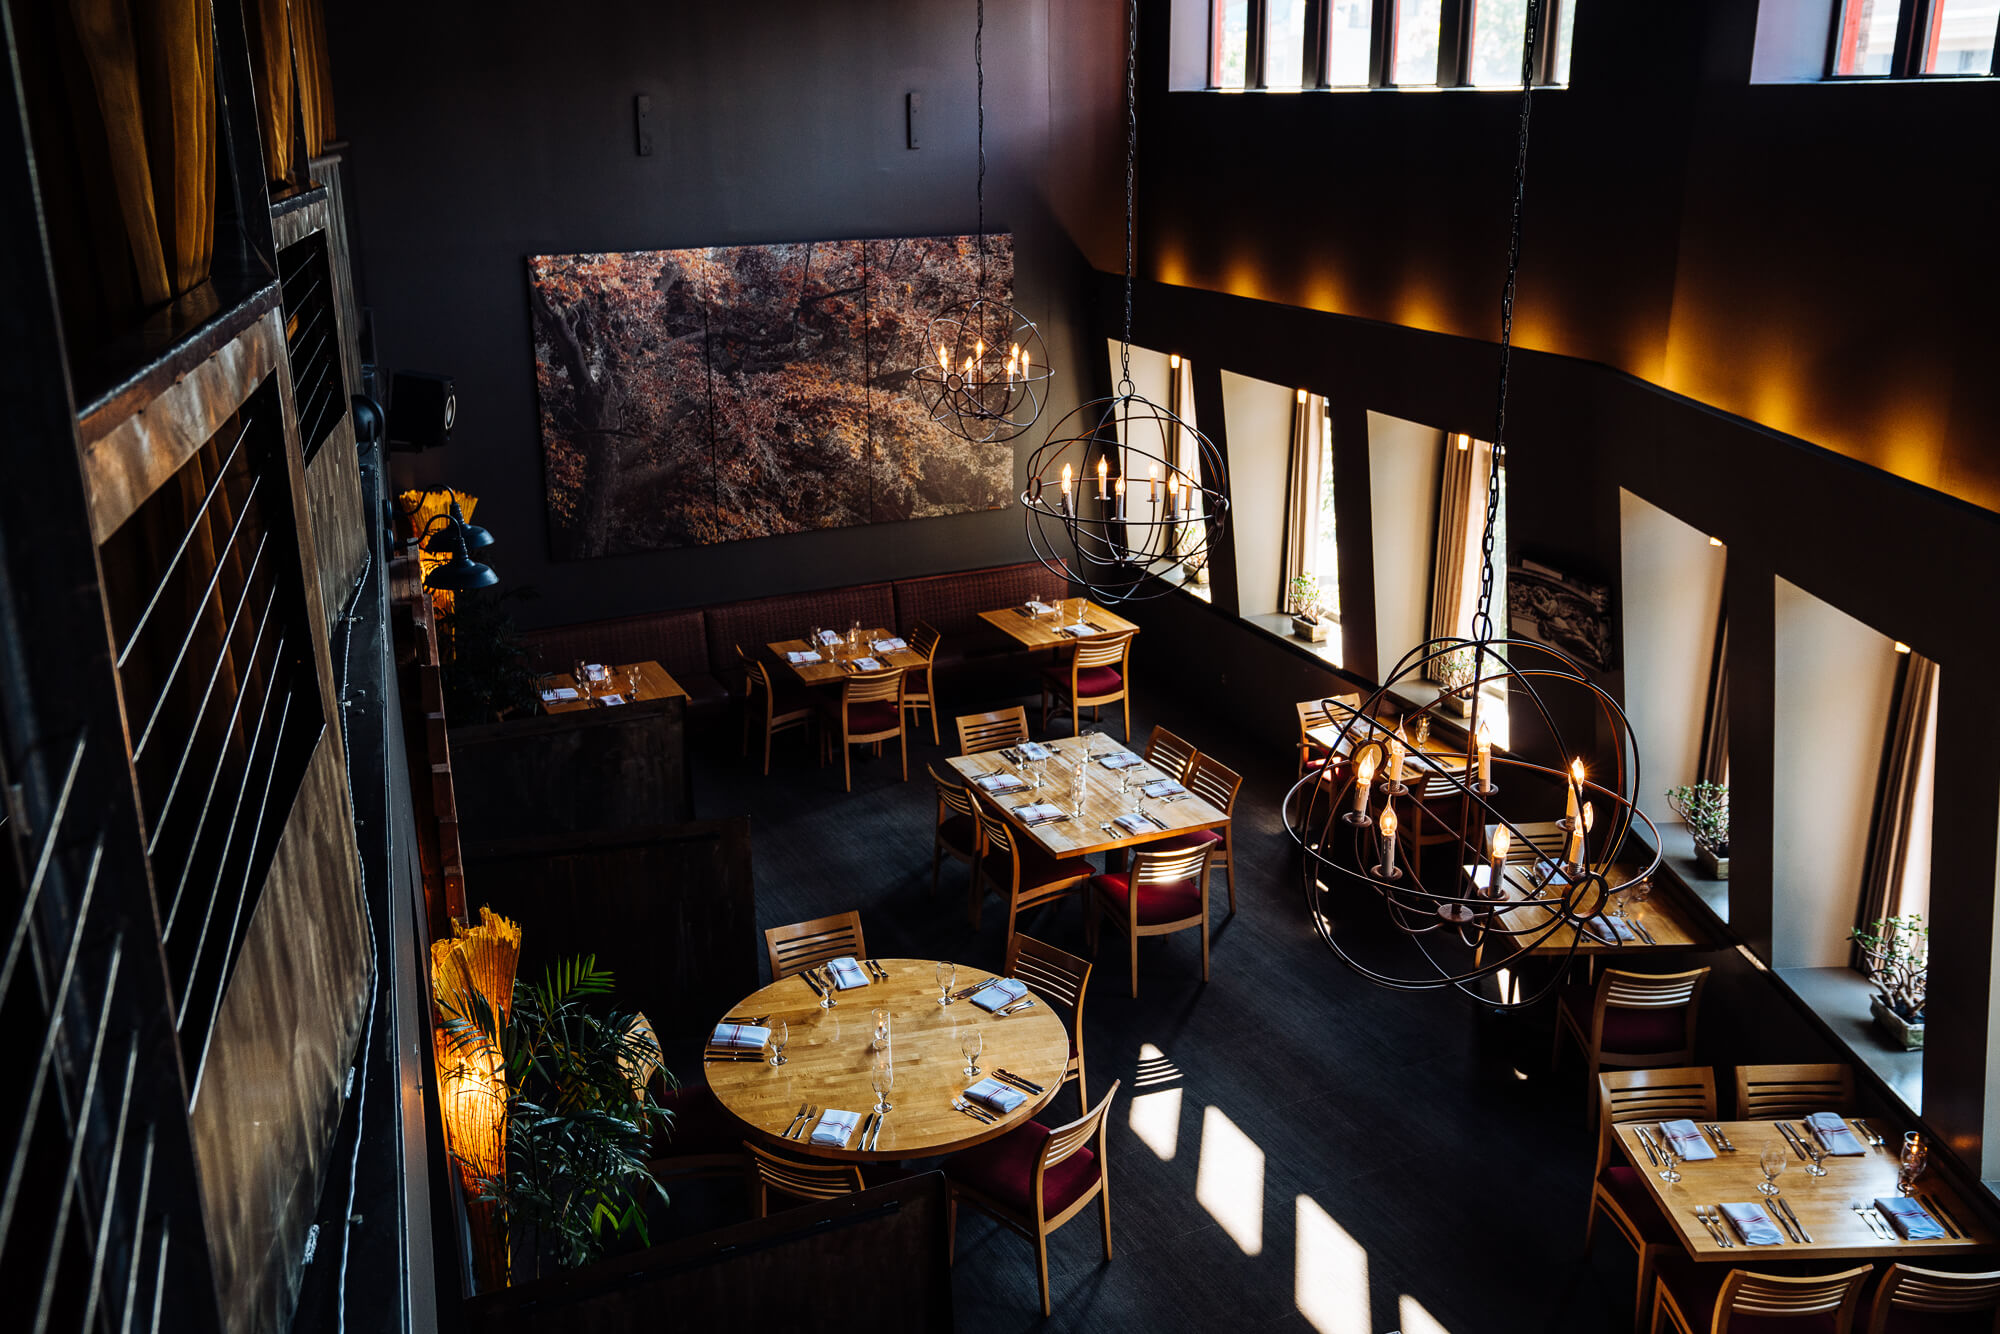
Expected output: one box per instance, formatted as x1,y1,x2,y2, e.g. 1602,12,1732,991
1472,0,1541,645
975,0,986,294
1119,0,1138,393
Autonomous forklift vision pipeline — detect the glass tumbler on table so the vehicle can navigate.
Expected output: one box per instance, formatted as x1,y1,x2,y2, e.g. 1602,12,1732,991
1899,1132,1929,1194
1657,1138,1681,1184
1757,1142,1785,1195
961,1028,983,1078
936,961,955,1006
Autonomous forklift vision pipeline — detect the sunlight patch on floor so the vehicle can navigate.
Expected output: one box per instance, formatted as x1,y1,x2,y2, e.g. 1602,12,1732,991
1295,1194,1369,1334
1398,1293,1453,1334
1130,1042,1184,1160
1196,1104,1264,1255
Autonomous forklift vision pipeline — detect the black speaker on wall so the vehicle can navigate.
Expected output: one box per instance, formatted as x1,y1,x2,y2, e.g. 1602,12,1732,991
387,371,457,452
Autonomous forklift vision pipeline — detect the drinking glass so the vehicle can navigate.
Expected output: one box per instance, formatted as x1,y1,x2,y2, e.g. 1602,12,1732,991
871,1007,891,1051
810,625,823,650
961,1028,983,1077
767,1019,789,1068
1899,1132,1930,1194
1414,714,1430,746
1757,1143,1785,1194
1657,1139,1681,1184
573,658,592,697
1804,1137,1828,1178
936,961,955,1006
870,1050,895,1113
624,665,642,697
850,619,862,650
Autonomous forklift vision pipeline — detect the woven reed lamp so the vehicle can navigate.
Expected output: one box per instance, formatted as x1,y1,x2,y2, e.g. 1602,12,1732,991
430,907,521,1290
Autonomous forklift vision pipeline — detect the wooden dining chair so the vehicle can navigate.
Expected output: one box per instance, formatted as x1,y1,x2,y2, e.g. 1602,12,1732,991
1295,694,1362,779
1006,933,1093,1111
1733,1064,1856,1121
1588,1068,1719,1328
819,666,907,791
957,705,1031,757
764,911,867,981
1652,1264,1873,1334
972,806,1094,947
1862,1264,2000,1334
743,1140,866,1218
1086,842,1213,997
929,762,985,896
736,644,813,775
1554,966,1711,1120
644,1072,753,1194
1153,751,1243,913
1041,631,1134,740
902,620,944,744
944,1080,1121,1318
1142,724,1197,784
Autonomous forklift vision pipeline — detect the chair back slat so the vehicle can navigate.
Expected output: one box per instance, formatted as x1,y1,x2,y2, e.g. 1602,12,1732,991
931,764,979,820
1873,1265,2000,1326
1132,844,1210,886
1602,967,1707,1010
1720,1266,1872,1325
1006,933,1089,1013
745,1141,865,1202
736,644,774,696
844,668,906,704
910,620,943,661
1734,1063,1855,1120
978,807,1019,857
958,706,1030,756
764,911,866,980
1186,753,1243,814
1143,726,1197,782
1596,1068,1716,1174
1073,633,1132,670
1041,1079,1119,1172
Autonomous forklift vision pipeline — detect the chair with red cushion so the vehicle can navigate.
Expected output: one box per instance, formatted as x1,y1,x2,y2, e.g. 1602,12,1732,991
973,807,1093,949
1151,751,1242,914
1041,631,1134,741
1862,1265,2000,1334
1142,724,1197,784
1296,694,1362,779
945,1079,1121,1317
1652,1263,1872,1334
1006,933,1093,1111
929,763,984,896
818,665,907,792
736,644,813,775
1086,842,1213,997
1588,1068,1718,1329
743,1140,865,1219
1555,965,1710,1120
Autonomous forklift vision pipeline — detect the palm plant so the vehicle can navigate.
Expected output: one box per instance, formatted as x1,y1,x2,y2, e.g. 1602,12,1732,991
438,956,674,1275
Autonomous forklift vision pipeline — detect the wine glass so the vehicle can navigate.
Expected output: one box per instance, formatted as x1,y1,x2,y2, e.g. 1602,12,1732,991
809,625,823,651
624,665,642,697
1657,1138,1682,1184
849,619,862,651
767,1019,789,1068
936,960,955,1006
961,1028,984,1077
871,1007,891,1051
1804,1136,1828,1178
1899,1132,1930,1194
572,658,592,697
1758,1142,1786,1195
870,1049,895,1113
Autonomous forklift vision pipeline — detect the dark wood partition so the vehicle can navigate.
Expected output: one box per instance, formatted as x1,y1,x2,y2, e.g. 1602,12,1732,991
463,820,755,1049
463,1174,953,1334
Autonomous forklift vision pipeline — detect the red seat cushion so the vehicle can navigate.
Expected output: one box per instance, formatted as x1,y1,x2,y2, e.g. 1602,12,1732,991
1597,1164,1676,1241
938,813,980,856
823,698,900,735
946,1120,1100,1219
654,1080,741,1158
1155,829,1223,852
1043,664,1123,697
1091,871,1202,924
1559,985,1690,1056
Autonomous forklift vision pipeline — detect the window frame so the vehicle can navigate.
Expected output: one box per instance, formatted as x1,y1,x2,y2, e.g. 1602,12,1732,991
1826,0,2000,79
1209,0,1572,90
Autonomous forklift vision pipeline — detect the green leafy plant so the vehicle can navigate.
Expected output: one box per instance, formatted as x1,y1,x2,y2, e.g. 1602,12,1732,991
439,957,674,1274
1851,914,1926,1022
439,584,541,725
1287,574,1324,623
1665,781,1730,857
1434,647,1477,694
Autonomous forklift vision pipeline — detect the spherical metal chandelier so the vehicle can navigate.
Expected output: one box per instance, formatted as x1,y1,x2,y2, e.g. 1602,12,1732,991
1283,0,1659,1008
909,0,1051,445
1022,0,1228,602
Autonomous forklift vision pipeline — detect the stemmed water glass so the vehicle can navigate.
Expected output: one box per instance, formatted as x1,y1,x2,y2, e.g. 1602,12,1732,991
937,961,955,1006
624,665,642,698
1657,1138,1682,1184
961,1028,984,1077
870,1049,895,1113
767,1019,789,1068
871,1007,891,1051
1757,1142,1786,1195
1804,1136,1828,1178
573,658,593,699
1899,1132,1929,1194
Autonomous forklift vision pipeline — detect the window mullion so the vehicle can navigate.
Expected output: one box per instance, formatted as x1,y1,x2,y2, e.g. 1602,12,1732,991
1437,0,1473,87
1371,0,1397,85
1890,0,1933,76
1304,0,1330,87
1535,0,1564,84
1247,0,1270,87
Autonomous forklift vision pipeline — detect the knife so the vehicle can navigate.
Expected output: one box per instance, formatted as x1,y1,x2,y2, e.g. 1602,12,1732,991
1765,1199,1798,1243
1707,1123,1736,1153
1633,1125,1661,1167
1923,1194,1965,1240
800,970,826,997
1777,1122,1809,1160
867,1112,884,1151
1778,1196,1812,1243
858,1110,877,1151
996,1068,1046,1095
1631,919,1657,945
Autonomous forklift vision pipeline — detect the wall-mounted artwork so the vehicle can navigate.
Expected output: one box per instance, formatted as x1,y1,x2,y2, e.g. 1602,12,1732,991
530,235,1017,559
1507,556,1616,670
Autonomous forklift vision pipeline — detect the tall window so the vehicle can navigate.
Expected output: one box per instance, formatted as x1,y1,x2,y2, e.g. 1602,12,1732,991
1831,0,1998,77
1210,0,1577,88
1857,652,1939,935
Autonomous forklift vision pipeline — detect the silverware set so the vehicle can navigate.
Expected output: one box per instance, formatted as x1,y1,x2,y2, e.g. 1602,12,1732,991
781,1102,817,1140
1850,1118,1886,1148
993,998,1037,1018
954,1097,997,1124
856,1109,887,1151
800,969,835,1004
1633,1125,1662,1166
1770,1196,1811,1242
861,959,890,982
720,1013,770,1026
703,1049,765,1062
1851,1201,1897,1241
994,1068,1043,1094
1704,1123,1735,1152
1692,1205,1735,1247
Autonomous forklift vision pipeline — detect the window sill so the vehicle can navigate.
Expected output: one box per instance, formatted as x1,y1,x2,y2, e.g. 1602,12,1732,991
1179,83,1572,95
1243,611,1342,668
1157,563,1213,603
1383,678,1509,750
1771,966,1923,1116
1638,820,1730,925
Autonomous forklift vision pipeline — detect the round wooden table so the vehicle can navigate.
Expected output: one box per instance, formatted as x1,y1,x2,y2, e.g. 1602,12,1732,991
706,959,1071,1161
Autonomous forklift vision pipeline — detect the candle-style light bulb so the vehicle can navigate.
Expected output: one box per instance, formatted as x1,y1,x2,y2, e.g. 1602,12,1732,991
1476,719,1492,790
1149,464,1160,502
1097,455,1109,499
1167,472,1180,516
1114,476,1126,519
1490,824,1511,890
1060,462,1072,497
1566,758,1584,825
937,345,950,373
1387,735,1405,786
1379,807,1399,874
1354,748,1378,814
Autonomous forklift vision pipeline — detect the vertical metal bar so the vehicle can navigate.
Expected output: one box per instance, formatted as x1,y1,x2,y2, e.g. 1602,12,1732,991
1536,0,1564,83
79,1038,140,1334
1890,0,1929,75
1437,0,1472,85
1247,0,1270,86
0,735,85,1002
115,1131,154,1334
145,1221,169,1334
32,941,123,1334
1372,0,1398,84
1304,0,1330,85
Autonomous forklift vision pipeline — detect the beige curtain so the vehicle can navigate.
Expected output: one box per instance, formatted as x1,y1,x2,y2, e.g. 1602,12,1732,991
292,0,335,156
1426,434,1491,671
1698,608,1730,785
1280,391,1325,610
1854,651,1939,954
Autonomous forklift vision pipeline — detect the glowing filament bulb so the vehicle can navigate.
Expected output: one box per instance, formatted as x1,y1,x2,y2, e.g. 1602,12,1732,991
937,344,950,373
1060,463,1072,496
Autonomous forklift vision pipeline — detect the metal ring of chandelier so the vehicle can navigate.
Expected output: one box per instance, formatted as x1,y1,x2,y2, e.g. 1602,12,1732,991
909,297,1053,444
1020,385,1228,604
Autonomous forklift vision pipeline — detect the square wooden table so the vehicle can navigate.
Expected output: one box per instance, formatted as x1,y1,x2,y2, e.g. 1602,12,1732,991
767,629,928,687
945,734,1227,861
1613,1119,1994,1261
1306,717,1472,779
979,598,1140,651
539,659,688,713
1472,820,1707,956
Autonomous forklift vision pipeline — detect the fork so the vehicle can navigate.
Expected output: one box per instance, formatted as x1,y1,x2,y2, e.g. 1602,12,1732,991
995,999,1038,1017
953,1097,996,1124
1695,1205,1733,1247
790,1105,819,1140
781,1101,809,1138
1851,1202,1894,1241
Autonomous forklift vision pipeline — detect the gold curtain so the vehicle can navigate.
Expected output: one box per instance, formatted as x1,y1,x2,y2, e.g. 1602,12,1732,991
243,0,293,184
291,0,336,155
64,0,217,308
1280,391,1325,609
1698,608,1729,785
1855,652,1939,955
1426,434,1491,673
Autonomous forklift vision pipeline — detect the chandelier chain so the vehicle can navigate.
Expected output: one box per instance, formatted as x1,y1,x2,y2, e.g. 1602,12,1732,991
1119,0,1137,391
975,0,986,294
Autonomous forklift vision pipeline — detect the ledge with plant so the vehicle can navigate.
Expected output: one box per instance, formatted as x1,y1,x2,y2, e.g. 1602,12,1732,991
1287,574,1328,643
1851,913,1926,1050
1665,781,1730,880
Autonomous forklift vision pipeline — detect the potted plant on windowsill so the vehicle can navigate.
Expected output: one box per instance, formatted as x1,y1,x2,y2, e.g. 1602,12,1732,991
1287,574,1328,643
1177,526,1210,586
1435,647,1478,719
1851,914,1926,1050
1665,781,1730,879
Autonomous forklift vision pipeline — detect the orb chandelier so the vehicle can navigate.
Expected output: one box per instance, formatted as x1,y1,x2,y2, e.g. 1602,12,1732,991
1283,0,1660,1008
1021,0,1228,603
909,0,1052,444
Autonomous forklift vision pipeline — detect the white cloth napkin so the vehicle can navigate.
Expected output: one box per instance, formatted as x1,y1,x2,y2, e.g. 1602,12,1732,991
1586,916,1639,943
583,663,609,681
811,1109,862,1147
1026,601,1056,615
970,978,1028,1011
816,630,843,645
597,693,627,706
827,956,870,990
1143,779,1186,799
1658,1119,1717,1161
1803,1112,1866,1156
1013,802,1065,825
540,686,580,701
1719,1202,1785,1245
1100,751,1142,769
965,1077,1027,1115
787,650,823,664
1875,1196,1946,1240
851,656,884,672
709,1022,771,1051
1060,622,1095,637
871,637,908,653
975,773,1027,793
1115,811,1157,834
1018,742,1052,761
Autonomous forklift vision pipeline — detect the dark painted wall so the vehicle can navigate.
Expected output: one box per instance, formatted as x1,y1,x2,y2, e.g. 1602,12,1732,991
325,0,1123,629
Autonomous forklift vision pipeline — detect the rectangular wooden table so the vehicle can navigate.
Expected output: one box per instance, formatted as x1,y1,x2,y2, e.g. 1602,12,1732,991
767,629,928,687
944,734,1226,861
539,659,688,713
1306,718,1472,779
1474,820,1707,956
979,598,1140,651
1613,1119,1995,1261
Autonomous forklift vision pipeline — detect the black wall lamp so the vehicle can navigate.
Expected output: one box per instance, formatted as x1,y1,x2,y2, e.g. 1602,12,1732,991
422,498,499,591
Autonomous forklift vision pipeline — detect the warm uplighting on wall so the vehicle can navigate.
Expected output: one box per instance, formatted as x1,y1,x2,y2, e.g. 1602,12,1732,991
1709,536,1723,546
1894,641,1911,654
1170,353,1182,370
1455,434,1470,451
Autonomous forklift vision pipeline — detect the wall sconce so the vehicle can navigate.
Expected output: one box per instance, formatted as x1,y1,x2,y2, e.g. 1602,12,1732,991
423,499,499,591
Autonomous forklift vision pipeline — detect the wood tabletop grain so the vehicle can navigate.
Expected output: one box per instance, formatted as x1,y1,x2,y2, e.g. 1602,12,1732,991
706,959,1072,1161
978,599,1141,651
540,659,689,712
944,735,1228,860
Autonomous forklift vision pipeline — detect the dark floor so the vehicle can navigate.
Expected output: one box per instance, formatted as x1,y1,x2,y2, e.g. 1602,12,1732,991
679,681,1639,1333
